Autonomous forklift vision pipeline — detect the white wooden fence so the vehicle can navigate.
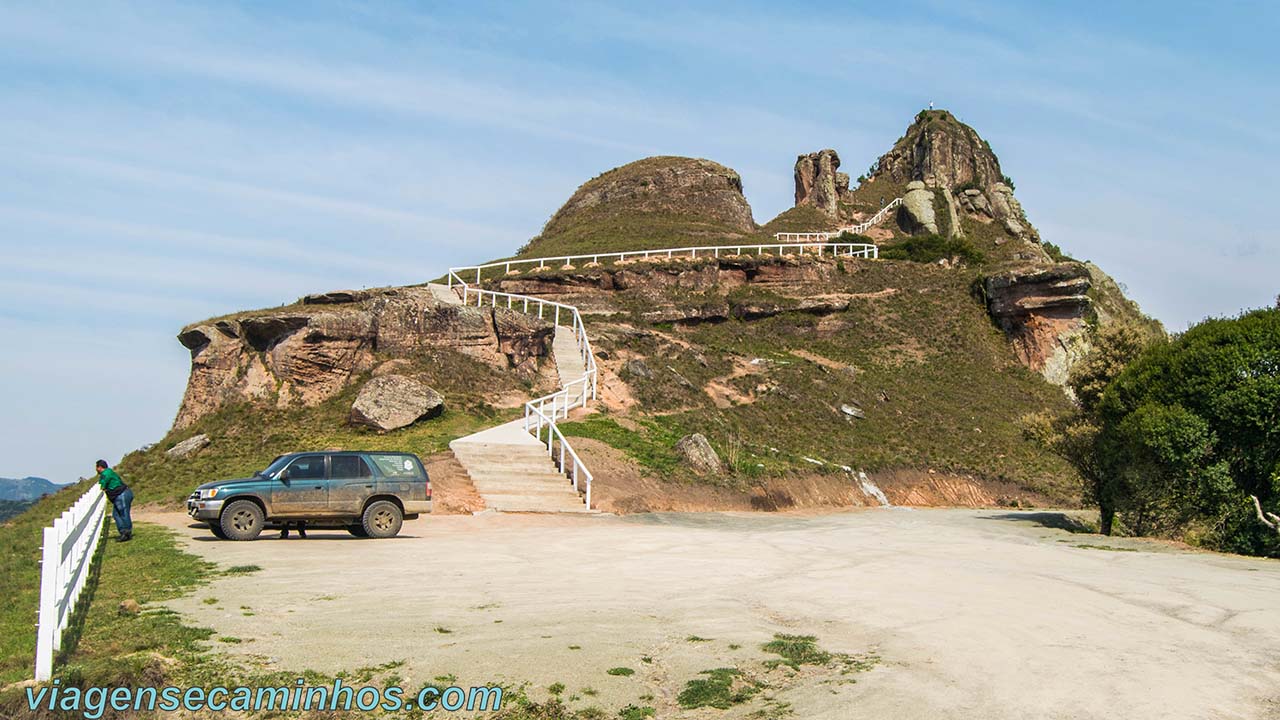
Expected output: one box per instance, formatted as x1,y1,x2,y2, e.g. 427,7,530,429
35,484,107,681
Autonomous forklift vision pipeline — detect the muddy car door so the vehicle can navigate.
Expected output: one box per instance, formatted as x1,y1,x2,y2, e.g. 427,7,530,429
271,454,328,515
327,453,375,514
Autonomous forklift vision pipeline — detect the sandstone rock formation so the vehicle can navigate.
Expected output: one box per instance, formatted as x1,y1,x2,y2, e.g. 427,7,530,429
525,156,755,256
174,287,553,429
166,434,210,459
794,149,847,217
872,111,1041,243
348,375,444,432
875,110,1004,188
899,181,939,235
983,264,1093,386
675,433,723,474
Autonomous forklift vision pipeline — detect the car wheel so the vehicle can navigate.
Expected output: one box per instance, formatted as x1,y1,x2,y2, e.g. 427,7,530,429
220,500,265,541
361,500,403,539
346,524,369,538
208,522,228,540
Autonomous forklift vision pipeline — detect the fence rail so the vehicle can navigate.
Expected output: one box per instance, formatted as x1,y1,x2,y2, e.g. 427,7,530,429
444,237,885,509
836,197,902,236
774,197,903,244
447,241,879,286
446,271,598,507
35,484,107,681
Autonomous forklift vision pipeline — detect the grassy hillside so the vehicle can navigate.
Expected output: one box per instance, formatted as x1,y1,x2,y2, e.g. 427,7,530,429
494,253,1080,500
123,347,528,508
516,156,757,260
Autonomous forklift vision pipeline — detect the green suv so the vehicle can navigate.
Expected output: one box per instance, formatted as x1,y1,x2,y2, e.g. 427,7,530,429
187,451,431,540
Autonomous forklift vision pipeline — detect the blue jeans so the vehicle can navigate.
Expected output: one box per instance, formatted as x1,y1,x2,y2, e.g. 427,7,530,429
111,488,134,535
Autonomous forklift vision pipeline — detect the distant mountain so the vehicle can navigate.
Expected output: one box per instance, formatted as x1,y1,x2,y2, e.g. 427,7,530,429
0,476,61,501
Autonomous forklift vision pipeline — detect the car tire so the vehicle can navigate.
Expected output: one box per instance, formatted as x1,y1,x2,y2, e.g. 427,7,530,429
208,522,228,540
220,500,265,541
361,500,403,539
346,524,369,538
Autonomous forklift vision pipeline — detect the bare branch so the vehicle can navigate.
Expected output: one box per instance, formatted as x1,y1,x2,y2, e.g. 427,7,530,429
1250,495,1280,533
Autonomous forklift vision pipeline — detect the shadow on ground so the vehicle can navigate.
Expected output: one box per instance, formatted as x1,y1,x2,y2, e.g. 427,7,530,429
980,511,1096,534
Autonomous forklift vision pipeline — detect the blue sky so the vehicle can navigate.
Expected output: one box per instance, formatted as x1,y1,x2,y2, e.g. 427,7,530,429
2,1,1277,484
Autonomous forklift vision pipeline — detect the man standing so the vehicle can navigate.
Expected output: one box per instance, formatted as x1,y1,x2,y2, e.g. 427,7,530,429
96,460,133,542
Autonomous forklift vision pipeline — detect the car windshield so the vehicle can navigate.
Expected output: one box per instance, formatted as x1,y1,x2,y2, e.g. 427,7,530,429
260,455,293,478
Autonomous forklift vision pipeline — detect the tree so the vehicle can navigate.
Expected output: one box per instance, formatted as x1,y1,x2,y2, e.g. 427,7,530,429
1096,308,1280,555
1041,323,1157,535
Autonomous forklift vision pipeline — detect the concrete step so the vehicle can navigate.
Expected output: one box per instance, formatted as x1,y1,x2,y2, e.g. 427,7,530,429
427,282,463,306
482,495,595,513
470,478,577,493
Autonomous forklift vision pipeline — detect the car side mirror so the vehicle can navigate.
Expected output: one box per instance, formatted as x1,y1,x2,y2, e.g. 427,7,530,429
279,469,290,481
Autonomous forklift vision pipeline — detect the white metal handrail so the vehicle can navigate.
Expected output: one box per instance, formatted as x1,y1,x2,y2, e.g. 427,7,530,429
35,484,107,681
444,238,884,509
836,196,902,236
526,401,594,508
446,271,598,507
447,240,879,286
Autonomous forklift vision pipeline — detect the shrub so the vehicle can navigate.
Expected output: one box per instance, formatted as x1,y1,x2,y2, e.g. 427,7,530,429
880,234,985,265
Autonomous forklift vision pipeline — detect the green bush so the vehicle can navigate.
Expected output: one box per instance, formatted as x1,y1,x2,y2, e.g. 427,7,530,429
880,234,985,265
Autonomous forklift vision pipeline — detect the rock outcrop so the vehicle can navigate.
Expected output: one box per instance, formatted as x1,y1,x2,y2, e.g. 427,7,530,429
166,434,210,459
349,375,444,432
174,287,553,429
873,110,1041,243
788,110,1041,244
899,181,939,235
875,110,1004,188
524,156,755,256
794,149,847,218
983,264,1093,386
675,433,723,474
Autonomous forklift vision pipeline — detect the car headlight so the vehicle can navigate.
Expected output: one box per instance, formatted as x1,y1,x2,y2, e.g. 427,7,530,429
200,488,221,499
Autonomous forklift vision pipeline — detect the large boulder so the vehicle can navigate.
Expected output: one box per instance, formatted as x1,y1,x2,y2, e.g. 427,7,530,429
166,434,211,459
675,433,723,474
899,181,939,235
348,375,444,432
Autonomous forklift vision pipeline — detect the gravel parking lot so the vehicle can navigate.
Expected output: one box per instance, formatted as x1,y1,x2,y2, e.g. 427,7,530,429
147,508,1280,719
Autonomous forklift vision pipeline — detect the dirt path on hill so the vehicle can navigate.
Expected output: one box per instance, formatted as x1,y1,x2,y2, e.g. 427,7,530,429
141,508,1280,719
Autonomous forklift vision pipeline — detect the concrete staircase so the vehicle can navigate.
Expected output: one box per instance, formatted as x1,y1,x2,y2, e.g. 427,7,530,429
432,288,593,512
449,420,593,513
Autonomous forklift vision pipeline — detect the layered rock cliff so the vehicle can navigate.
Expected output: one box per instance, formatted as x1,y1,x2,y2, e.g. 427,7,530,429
173,287,554,429
982,264,1093,387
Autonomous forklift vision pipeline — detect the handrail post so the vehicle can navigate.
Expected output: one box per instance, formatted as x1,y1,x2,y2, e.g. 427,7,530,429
34,526,57,681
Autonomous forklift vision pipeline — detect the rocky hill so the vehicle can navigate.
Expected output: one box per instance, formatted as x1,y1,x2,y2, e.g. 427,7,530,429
517,156,757,258
119,110,1161,513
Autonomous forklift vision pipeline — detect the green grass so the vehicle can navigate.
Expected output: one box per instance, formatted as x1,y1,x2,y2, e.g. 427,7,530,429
557,416,684,476
606,667,635,676
223,564,261,575
0,520,217,707
761,634,832,669
676,668,759,709
117,376,520,508
0,483,100,684
566,257,1078,499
